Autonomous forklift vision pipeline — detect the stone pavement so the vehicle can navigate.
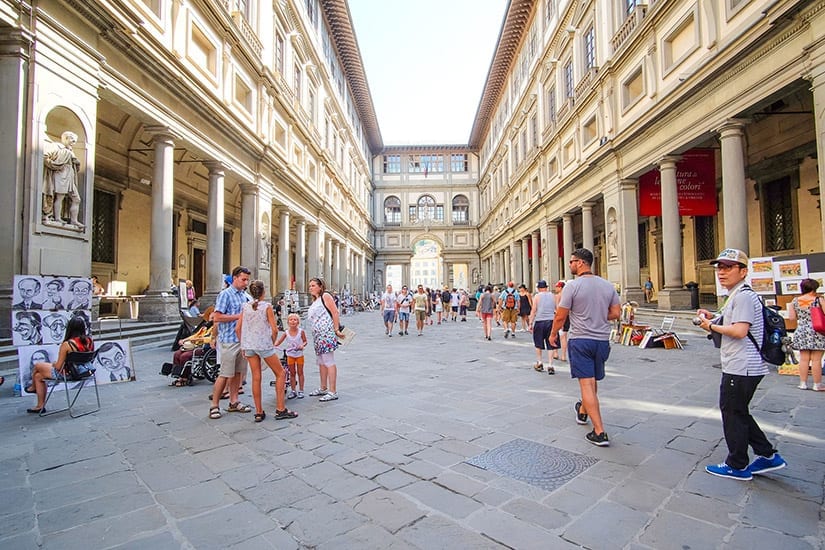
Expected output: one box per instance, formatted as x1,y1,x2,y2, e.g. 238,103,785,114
0,312,823,549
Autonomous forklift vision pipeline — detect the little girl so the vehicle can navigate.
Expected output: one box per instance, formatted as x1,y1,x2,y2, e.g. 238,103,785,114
236,280,297,422
274,313,308,399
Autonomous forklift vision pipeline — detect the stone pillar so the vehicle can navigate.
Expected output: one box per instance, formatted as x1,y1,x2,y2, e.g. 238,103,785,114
307,226,320,282
520,239,530,286
277,208,290,292
562,215,574,279
718,120,750,254
531,231,540,289
240,184,258,275
618,179,644,303
547,223,560,283
581,202,594,253
294,220,306,293
657,156,691,309
203,162,225,302
140,129,179,321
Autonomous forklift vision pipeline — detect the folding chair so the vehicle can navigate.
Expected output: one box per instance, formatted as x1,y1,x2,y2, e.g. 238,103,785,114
41,350,101,418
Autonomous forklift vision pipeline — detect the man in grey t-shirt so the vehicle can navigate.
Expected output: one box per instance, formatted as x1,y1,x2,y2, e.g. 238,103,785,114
696,248,786,480
550,248,620,447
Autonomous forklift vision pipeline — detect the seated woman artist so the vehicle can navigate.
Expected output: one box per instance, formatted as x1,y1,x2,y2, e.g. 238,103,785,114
170,306,215,387
26,315,93,414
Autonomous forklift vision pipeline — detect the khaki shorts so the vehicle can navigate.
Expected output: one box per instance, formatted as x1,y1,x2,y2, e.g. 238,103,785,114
218,341,247,377
501,309,518,323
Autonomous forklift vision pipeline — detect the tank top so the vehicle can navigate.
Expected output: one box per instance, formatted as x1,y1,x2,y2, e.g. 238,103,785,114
240,301,275,350
532,291,556,321
283,328,306,358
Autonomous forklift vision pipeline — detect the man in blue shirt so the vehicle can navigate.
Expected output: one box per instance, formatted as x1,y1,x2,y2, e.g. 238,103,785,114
209,266,252,419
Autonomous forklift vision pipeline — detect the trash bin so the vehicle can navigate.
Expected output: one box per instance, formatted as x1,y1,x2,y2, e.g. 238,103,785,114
685,282,699,310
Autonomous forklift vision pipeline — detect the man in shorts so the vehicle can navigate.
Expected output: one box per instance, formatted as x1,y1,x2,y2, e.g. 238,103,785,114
550,248,620,446
209,266,252,419
380,284,397,336
396,285,412,335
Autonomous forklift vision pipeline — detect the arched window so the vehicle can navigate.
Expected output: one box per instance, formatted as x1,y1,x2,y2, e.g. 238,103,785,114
384,196,401,225
452,194,469,225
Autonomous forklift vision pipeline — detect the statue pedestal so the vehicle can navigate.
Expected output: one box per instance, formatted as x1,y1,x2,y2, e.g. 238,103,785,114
657,288,693,311
137,293,180,323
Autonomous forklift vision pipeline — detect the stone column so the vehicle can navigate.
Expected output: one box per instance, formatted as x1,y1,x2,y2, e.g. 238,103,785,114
140,129,179,321
240,184,258,275
718,120,749,254
618,179,644,303
581,202,594,253
307,226,320,281
203,162,225,302
531,231,540,289
562,215,574,279
520,239,530,286
294,220,306,293
277,208,290,292
657,156,691,309
546,223,560,283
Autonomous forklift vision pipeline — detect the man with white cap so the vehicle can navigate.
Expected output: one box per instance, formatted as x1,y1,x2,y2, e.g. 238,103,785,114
696,248,786,480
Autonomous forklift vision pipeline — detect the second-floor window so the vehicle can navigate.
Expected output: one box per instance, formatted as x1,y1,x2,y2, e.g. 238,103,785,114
383,155,401,173
584,26,596,70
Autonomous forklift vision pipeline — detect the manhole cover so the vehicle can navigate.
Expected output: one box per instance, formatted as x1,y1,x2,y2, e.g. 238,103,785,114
465,438,597,491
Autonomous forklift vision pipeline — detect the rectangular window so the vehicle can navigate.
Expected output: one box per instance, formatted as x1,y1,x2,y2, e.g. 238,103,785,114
91,189,116,264
383,155,401,173
584,26,596,70
564,60,574,99
763,177,795,252
450,153,468,172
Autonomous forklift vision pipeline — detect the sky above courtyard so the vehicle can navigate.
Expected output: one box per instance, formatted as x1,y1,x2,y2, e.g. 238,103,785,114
348,0,508,145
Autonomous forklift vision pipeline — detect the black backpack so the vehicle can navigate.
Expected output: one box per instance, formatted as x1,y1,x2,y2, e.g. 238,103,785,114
743,287,787,366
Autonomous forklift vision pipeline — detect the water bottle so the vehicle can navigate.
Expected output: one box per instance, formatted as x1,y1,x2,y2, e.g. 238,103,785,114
13,376,21,397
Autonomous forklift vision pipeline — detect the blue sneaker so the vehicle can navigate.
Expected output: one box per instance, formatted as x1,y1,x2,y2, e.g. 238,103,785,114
705,463,752,481
747,453,786,475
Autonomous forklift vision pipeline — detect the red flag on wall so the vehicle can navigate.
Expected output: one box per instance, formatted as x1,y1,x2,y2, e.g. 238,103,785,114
638,149,717,216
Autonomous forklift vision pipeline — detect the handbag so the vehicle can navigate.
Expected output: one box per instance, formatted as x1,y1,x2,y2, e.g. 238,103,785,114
811,297,825,335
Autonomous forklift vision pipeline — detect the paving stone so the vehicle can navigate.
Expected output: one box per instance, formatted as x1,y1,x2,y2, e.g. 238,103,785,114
316,523,417,550
375,468,418,490
344,456,393,479
156,478,242,519
466,508,558,550
638,509,730,550
563,501,650,550
285,501,367,547
399,480,482,518
178,500,279,548
397,514,506,549
353,489,426,533
41,505,168,550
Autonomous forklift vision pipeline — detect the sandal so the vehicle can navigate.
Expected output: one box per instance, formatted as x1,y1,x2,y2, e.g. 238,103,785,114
227,401,252,413
208,406,222,419
275,409,298,420
254,411,266,422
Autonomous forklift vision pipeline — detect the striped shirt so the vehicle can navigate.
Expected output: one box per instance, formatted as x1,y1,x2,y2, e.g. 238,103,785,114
215,285,249,343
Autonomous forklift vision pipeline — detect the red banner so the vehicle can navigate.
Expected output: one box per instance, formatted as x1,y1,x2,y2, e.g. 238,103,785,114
638,149,717,216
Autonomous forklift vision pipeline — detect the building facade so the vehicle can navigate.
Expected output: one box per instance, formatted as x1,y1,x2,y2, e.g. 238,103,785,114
0,0,380,325
471,0,825,308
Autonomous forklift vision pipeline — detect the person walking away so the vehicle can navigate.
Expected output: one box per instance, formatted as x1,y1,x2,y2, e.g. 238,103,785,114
478,285,496,341
529,280,557,374
518,284,533,331
552,281,569,361
307,277,345,401
788,278,825,391
209,266,253,420
550,248,620,447
396,286,412,335
380,284,398,337
696,248,786,479
236,280,297,422
499,281,520,338
274,313,308,399
413,285,429,336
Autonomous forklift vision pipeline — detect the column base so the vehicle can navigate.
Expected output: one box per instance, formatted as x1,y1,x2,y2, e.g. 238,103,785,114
622,287,645,305
657,288,693,311
138,294,181,323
